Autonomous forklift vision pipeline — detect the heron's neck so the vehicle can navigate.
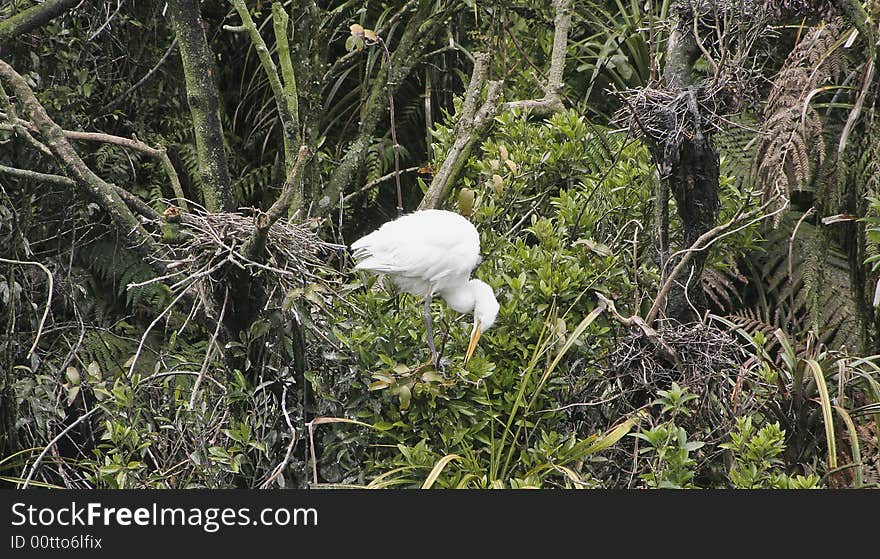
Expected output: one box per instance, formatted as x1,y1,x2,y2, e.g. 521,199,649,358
437,283,475,314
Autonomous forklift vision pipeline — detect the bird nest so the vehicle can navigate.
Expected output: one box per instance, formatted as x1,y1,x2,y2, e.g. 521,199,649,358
135,202,344,311
604,321,747,418
566,319,757,487
617,81,732,151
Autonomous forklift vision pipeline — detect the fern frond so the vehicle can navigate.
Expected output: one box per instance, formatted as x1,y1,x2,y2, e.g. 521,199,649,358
753,20,847,211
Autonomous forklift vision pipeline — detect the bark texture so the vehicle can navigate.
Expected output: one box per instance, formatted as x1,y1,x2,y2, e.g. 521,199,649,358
657,9,720,322
167,0,233,212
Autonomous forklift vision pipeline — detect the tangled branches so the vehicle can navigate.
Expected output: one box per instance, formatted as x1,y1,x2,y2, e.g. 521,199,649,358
618,83,730,172
567,319,757,487
617,0,778,170
133,201,343,312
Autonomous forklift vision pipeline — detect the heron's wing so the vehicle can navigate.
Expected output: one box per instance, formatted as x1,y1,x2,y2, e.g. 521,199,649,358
351,210,481,288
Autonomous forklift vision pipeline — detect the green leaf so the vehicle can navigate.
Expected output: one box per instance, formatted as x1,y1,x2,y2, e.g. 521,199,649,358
421,454,461,489
805,359,837,469
397,385,411,411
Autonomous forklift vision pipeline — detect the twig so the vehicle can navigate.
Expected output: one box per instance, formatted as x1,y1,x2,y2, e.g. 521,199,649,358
87,0,125,41
307,421,317,485
646,197,786,325
375,35,404,215
259,383,298,489
127,282,195,378
188,286,228,410
342,166,419,204
22,407,100,489
0,257,53,358
102,37,179,112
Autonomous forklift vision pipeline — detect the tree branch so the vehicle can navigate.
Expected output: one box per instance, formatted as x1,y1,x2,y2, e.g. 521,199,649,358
645,197,786,325
501,0,570,116
3,114,187,210
417,1,573,210
315,0,436,215
228,0,298,171
0,59,161,258
272,2,299,143
244,145,311,260
0,0,80,46
418,53,504,210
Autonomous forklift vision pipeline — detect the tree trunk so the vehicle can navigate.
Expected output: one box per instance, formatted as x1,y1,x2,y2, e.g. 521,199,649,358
167,0,233,212
656,9,720,322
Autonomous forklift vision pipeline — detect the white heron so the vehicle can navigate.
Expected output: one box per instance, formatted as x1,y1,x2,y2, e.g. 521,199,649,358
351,209,500,367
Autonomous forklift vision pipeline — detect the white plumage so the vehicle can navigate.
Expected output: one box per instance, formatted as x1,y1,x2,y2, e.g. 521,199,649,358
351,209,499,365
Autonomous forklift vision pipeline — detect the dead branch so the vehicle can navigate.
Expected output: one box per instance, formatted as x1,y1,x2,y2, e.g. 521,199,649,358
244,144,311,259
502,0,571,116
596,293,681,368
646,196,786,325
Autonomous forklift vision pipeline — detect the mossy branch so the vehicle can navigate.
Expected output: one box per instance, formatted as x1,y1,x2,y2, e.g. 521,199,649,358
167,0,233,212
0,0,79,46
0,59,160,261
228,0,298,171
272,2,300,141
418,53,503,210
419,0,573,210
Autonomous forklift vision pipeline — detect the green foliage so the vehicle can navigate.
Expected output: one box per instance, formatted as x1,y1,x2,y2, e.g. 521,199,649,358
721,417,821,489
324,109,655,487
77,239,170,314
635,383,704,489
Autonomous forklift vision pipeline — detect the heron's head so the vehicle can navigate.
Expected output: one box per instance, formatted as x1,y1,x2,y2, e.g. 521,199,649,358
465,279,499,363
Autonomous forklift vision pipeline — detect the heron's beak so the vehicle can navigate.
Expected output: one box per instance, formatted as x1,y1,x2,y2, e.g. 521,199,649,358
465,320,482,364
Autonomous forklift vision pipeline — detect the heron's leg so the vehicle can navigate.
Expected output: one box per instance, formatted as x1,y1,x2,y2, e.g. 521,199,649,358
422,294,439,368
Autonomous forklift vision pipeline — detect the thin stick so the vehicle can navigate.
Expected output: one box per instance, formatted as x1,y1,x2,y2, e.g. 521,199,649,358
102,37,178,112
646,197,786,325
22,407,100,489
308,421,317,485
342,166,419,203
0,257,53,358
259,384,298,489
188,286,228,410
127,282,195,378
